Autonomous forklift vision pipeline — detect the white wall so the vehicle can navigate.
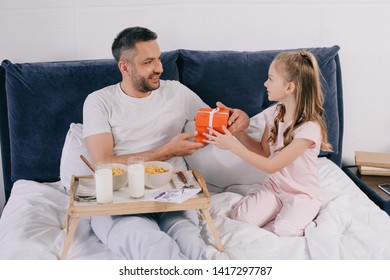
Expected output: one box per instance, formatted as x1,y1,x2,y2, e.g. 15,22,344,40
1,0,390,214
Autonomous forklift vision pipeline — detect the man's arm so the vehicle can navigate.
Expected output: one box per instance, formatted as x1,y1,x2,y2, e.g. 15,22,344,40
85,131,205,165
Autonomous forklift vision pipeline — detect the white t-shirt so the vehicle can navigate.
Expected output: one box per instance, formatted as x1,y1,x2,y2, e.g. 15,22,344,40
263,104,322,199
83,80,208,170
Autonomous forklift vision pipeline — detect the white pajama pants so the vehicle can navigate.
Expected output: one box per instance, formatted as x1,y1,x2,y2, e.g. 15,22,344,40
91,210,206,259
230,183,320,237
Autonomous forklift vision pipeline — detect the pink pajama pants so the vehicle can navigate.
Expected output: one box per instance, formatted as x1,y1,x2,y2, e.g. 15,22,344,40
230,183,320,237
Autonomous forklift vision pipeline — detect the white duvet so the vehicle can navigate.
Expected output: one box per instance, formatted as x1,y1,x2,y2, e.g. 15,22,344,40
0,158,389,260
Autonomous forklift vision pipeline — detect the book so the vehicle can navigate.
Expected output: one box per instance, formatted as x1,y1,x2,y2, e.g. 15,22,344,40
355,151,390,169
358,165,390,176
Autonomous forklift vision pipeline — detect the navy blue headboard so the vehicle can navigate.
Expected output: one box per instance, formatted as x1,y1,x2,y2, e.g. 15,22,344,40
0,51,180,201
176,46,343,165
0,46,343,202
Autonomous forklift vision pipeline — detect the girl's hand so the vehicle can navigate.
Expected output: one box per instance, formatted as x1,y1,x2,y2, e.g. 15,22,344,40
202,126,240,151
216,101,249,135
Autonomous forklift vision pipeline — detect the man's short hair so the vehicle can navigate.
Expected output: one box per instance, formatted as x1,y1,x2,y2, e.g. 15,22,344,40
111,26,158,62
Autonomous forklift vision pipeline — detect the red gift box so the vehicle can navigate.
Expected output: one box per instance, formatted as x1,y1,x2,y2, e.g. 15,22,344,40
195,108,230,142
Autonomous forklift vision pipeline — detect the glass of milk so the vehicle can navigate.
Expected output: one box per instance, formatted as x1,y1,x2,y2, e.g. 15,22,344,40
95,163,113,204
127,156,145,198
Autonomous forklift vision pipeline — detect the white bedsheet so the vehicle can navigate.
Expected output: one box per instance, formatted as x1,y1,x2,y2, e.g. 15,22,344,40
0,158,389,260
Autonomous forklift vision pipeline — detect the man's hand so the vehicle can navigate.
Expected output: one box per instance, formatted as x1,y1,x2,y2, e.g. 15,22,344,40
164,131,205,157
216,101,249,135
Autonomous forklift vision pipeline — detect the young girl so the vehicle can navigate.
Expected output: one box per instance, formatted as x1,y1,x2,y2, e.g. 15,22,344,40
204,51,332,237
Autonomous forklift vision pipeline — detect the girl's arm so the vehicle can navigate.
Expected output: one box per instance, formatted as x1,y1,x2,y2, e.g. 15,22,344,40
204,126,313,174
234,126,270,157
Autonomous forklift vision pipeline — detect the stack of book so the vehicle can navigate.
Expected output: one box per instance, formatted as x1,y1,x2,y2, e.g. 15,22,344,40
355,151,390,176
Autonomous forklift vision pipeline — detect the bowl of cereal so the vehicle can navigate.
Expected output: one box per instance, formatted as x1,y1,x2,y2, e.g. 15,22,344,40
144,161,173,189
112,163,128,191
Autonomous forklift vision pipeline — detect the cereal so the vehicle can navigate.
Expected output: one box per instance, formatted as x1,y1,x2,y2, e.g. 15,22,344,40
145,165,169,174
112,167,126,176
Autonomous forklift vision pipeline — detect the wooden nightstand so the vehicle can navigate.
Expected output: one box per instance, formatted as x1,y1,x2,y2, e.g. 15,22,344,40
343,166,390,215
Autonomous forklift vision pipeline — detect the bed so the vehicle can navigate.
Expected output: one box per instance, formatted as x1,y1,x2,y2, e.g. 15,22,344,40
1,46,390,260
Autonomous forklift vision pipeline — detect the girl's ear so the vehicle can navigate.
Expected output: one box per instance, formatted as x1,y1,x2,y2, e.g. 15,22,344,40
286,81,296,95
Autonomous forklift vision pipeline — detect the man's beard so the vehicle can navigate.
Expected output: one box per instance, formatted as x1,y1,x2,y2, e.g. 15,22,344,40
131,71,160,93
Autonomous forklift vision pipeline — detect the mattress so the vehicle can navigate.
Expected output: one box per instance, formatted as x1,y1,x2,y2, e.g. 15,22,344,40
0,158,389,260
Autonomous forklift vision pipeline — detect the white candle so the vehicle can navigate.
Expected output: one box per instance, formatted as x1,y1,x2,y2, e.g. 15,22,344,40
95,167,113,204
128,163,145,198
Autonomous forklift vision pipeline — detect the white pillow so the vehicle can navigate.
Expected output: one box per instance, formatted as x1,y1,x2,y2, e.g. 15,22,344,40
184,112,268,194
60,123,94,189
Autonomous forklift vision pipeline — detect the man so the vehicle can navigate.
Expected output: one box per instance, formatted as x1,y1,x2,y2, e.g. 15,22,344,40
83,26,249,259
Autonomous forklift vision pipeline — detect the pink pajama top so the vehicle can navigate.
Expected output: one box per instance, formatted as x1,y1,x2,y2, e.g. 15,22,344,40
262,105,322,200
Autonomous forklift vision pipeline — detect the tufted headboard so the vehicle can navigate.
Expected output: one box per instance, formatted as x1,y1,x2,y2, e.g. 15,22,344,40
0,46,343,201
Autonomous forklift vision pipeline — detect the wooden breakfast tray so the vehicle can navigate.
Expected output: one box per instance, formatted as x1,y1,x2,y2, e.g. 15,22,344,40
60,170,224,260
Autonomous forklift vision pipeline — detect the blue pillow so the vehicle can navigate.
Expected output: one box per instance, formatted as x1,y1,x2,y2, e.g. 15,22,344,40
1,51,180,184
178,46,341,160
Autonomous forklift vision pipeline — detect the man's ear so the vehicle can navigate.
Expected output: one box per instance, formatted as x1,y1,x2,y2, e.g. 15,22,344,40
118,60,130,75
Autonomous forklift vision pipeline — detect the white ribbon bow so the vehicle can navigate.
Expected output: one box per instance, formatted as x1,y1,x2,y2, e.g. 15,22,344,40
208,107,220,127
